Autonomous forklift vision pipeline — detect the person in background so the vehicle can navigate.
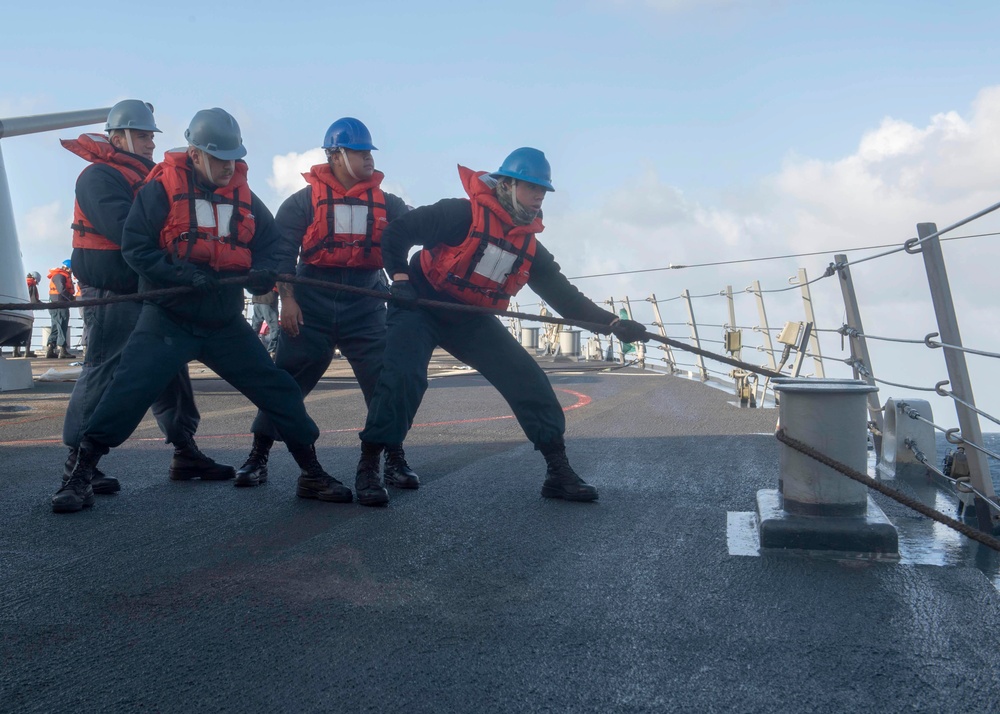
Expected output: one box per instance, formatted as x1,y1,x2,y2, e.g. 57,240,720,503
13,271,41,358
354,148,648,505
57,100,231,498
46,260,75,359
234,117,416,507
250,286,280,356
53,108,352,514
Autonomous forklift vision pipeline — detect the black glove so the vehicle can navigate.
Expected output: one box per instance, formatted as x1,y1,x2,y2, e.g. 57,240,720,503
245,268,277,295
611,318,648,343
191,271,219,294
390,280,419,308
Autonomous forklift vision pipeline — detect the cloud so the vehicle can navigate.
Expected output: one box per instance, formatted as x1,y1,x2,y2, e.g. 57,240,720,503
267,150,414,208
268,148,325,202
540,85,1000,426
20,201,71,272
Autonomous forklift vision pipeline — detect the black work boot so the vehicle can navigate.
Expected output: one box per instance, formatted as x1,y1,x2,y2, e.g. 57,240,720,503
383,444,420,489
169,439,236,481
540,445,599,502
57,346,77,359
291,444,353,503
356,442,389,507
52,447,101,513
45,345,57,359
63,447,120,494
13,346,21,357
234,434,273,487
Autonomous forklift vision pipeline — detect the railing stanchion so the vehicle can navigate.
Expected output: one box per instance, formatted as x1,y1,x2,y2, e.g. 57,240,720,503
795,268,825,377
682,289,707,381
914,223,999,532
647,294,676,373
622,296,645,368
834,253,884,458
751,280,776,404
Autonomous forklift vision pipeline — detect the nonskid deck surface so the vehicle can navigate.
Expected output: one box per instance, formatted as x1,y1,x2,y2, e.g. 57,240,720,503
2,355,1000,713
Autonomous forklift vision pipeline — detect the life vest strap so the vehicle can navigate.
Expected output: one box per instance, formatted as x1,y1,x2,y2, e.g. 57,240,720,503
444,273,511,303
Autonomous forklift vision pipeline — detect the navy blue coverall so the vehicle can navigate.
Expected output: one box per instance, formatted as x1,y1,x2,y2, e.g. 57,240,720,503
358,197,618,449
248,185,408,441
63,152,199,449
79,160,320,453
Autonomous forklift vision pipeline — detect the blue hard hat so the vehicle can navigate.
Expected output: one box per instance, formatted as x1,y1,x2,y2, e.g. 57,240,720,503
62,259,72,269
322,117,377,151
185,108,247,160
106,99,160,132
491,147,554,192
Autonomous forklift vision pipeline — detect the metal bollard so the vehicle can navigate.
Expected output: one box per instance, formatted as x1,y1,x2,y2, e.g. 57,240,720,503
520,327,539,350
776,381,873,516
756,379,898,555
558,330,581,358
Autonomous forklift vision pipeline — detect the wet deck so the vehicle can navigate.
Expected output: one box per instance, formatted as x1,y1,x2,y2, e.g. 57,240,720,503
2,353,1000,713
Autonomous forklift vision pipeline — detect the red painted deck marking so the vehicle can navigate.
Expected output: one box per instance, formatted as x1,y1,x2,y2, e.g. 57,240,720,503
0,387,593,446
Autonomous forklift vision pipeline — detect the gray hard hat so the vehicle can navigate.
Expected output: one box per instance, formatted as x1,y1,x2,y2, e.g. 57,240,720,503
184,108,247,160
105,100,160,132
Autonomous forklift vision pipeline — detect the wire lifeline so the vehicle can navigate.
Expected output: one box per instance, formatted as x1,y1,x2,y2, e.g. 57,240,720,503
925,333,1000,360
774,428,1000,552
567,230,1000,281
898,400,1000,462
935,384,1000,430
842,326,1000,358
0,272,789,380
839,326,926,345
907,199,1000,250
843,358,937,392
903,440,1000,510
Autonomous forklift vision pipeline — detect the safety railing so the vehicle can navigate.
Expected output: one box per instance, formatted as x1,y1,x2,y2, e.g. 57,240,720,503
514,201,1000,533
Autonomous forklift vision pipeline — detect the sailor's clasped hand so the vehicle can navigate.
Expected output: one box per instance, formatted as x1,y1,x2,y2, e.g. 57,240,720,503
191,271,219,294
245,268,278,294
390,280,419,309
610,318,648,343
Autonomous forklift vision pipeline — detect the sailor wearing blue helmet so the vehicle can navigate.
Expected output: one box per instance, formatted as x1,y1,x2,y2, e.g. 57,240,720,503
352,147,648,505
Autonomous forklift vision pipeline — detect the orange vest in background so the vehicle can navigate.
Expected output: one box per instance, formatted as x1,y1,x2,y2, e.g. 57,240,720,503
48,267,72,296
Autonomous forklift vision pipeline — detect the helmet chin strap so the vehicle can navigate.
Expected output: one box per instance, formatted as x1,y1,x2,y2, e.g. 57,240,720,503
125,129,135,155
509,179,522,215
201,150,218,186
339,148,359,180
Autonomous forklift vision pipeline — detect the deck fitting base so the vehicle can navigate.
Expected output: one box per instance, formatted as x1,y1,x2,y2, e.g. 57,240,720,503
756,489,899,556
0,357,32,392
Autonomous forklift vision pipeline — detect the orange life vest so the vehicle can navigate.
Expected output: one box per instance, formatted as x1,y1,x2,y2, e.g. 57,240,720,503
419,166,541,309
61,133,150,251
48,267,72,296
299,164,388,269
148,150,255,272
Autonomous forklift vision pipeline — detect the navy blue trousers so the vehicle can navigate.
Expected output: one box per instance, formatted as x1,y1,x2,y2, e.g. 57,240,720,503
47,306,70,348
250,276,386,441
359,305,565,448
251,301,280,353
62,291,200,449
84,304,319,451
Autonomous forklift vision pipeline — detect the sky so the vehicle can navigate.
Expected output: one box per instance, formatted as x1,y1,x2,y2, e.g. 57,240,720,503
3,0,1000,435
